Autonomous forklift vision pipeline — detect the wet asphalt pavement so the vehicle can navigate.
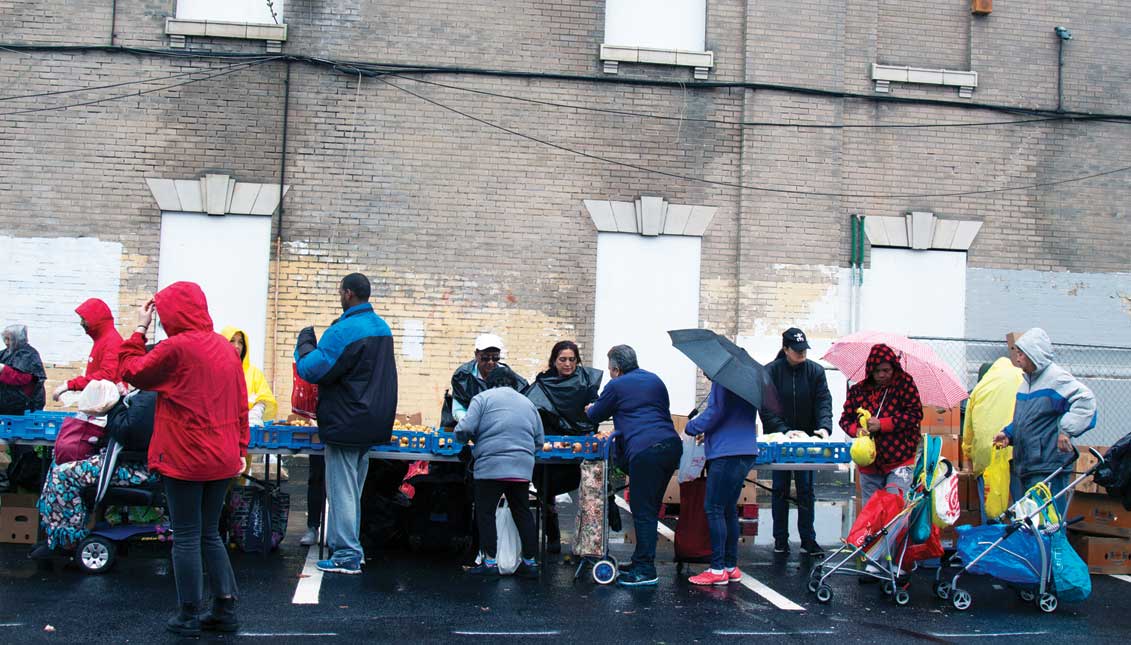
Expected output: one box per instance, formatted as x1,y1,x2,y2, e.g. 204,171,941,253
3,464,1131,644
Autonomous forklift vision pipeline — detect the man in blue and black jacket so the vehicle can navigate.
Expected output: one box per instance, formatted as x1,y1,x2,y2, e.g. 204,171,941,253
295,272,398,575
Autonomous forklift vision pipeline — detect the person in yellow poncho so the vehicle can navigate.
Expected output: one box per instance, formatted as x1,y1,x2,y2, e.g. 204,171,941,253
962,357,1023,517
220,327,278,479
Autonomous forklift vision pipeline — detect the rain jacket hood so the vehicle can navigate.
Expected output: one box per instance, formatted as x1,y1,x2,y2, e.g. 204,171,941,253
220,325,278,420
76,298,115,339
840,343,924,473
154,282,214,336
1016,328,1055,373
67,298,123,392
866,344,905,383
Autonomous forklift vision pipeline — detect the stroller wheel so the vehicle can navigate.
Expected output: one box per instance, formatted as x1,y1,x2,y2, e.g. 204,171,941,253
894,589,911,606
934,582,950,600
76,536,116,574
1019,590,1036,603
951,588,972,611
807,577,820,593
881,581,895,596
1038,593,1058,614
815,585,833,604
593,559,618,585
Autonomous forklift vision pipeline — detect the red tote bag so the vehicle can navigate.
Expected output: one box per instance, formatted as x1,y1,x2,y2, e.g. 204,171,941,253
291,363,319,420
54,416,106,464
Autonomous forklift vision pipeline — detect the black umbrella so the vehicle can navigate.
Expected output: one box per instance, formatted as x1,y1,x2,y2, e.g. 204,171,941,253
668,328,781,415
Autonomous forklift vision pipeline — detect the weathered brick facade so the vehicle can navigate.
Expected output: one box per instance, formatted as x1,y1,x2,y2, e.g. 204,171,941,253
2,0,1129,421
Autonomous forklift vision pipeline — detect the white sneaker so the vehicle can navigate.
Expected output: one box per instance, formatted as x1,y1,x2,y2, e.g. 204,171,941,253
300,528,318,546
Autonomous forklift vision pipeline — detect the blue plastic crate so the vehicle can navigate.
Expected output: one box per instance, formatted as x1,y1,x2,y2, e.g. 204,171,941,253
430,431,461,456
754,442,779,465
772,442,850,464
383,429,433,454
251,424,322,450
2,411,68,442
538,435,607,461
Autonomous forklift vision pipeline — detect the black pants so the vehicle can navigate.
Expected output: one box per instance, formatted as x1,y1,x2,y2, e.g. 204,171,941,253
628,437,682,577
307,454,325,529
474,479,538,560
164,477,238,607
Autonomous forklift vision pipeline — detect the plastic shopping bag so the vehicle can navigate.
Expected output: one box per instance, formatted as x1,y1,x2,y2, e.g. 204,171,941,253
1051,528,1091,602
495,499,521,576
78,380,120,416
931,460,961,527
291,363,319,419
983,447,1012,519
677,434,707,483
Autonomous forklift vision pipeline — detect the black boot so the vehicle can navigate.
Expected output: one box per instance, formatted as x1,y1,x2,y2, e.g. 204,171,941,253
546,506,561,554
608,498,622,533
166,603,200,636
200,596,239,632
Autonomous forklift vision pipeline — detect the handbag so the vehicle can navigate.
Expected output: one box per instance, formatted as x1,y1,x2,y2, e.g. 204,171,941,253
54,415,107,464
227,476,290,553
440,389,456,429
291,363,319,420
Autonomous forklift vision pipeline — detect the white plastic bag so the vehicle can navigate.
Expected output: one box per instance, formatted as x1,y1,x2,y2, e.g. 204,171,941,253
930,459,961,527
495,499,521,575
78,380,120,416
677,434,707,483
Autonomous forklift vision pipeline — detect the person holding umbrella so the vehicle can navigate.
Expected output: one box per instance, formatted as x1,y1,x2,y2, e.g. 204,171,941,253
839,344,924,503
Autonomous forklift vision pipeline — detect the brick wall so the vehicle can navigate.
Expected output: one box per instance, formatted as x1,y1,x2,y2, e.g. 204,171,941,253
2,0,1131,420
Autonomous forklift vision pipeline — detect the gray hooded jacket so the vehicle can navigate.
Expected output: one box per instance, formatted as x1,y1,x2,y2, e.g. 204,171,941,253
1004,328,1097,478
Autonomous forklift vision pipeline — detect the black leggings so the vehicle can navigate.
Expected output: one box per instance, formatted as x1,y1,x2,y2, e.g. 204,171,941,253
474,479,538,560
307,455,326,529
163,477,238,607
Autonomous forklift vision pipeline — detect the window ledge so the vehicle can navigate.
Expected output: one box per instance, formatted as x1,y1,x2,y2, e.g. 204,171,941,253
166,18,287,51
600,44,714,80
871,64,978,98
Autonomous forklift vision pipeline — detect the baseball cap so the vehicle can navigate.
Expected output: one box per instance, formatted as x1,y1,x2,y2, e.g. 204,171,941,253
475,333,505,352
782,327,811,351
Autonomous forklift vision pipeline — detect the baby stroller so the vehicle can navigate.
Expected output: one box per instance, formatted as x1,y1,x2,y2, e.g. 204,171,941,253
75,437,167,574
935,447,1104,613
572,443,619,585
808,435,948,606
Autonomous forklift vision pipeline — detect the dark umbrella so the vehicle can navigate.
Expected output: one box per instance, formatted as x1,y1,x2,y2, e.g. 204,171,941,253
668,328,780,415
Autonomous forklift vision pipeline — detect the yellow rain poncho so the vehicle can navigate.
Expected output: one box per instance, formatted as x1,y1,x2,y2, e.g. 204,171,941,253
962,357,1022,475
220,326,278,423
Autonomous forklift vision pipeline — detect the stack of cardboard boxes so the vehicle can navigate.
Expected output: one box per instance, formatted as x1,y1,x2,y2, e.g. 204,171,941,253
0,493,37,545
1066,447,1131,574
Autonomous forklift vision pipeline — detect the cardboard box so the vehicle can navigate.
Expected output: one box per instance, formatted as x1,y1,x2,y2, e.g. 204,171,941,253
922,406,960,435
0,493,38,544
395,412,423,426
1068,492,1131,538
956,470,981,512
1069,533,1131,574
939,433,962,468
1073,446,1107,495
671,415,690,434
663,475,758,507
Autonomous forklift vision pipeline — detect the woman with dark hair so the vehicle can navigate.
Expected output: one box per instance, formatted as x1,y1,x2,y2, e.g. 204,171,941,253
523,340,603,553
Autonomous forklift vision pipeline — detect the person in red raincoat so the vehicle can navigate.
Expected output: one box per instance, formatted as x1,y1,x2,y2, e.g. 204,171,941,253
840,343,924,505
52,298,123,401
118,282,248,637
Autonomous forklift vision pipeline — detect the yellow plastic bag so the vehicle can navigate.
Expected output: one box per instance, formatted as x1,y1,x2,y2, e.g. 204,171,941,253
982,446,1012,519
851,407,876,467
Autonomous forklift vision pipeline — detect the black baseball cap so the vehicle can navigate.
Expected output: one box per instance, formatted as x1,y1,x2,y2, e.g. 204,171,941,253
783,327,811,351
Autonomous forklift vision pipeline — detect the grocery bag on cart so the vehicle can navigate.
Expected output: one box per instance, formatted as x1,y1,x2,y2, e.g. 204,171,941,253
573,459,606,557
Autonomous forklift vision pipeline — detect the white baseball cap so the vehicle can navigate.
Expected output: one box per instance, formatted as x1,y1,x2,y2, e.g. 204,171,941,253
475,333,505,352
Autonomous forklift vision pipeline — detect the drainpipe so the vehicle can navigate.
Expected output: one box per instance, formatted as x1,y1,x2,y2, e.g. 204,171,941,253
848,215,857,332
1054,26,1072,113
109,0,117,45
270,60,291,395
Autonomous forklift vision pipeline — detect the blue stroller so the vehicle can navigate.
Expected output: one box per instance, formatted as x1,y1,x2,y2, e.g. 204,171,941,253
935,447,1103,613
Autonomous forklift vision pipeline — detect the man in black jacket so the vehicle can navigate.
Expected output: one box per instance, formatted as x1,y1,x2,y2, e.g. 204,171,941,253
763,328,832,556
295,273,398,575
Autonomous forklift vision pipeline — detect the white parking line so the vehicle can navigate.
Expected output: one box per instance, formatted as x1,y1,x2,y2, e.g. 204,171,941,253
0,623,24,628
613,495,804,611
453,631,561,636
240,633,337,637
292,544,324,605
928,632,1049,638
1111,574,1131,584
715,630,833,636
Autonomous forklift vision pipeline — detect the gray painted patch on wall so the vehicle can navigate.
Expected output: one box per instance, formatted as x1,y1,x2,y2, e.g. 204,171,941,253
967,269,1131,346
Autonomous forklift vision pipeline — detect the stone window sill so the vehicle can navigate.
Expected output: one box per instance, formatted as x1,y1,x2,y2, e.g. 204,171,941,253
600,44,714,80
871,63,978,98
166,18,287,52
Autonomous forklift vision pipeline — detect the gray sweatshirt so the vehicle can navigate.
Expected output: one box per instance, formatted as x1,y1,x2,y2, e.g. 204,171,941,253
454,387,545,481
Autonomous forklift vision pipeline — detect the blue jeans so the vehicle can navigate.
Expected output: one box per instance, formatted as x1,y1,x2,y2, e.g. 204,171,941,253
324,444,370,563
771,469,816,544
628,437,682,578
706,455,757,570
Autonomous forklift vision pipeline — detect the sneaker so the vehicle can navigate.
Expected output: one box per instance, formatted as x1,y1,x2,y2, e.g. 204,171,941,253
727,567,743,581
617,570,659,587
300,528,319,547
516,561,540,579
688,570,730,586
316,558,361,575
466,562,500,576
773,539,790,554
801,540,825,556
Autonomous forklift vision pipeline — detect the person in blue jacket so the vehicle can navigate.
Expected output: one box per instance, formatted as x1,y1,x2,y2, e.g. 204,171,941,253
683,380,760,586
295,273,398,575
586,344,681,587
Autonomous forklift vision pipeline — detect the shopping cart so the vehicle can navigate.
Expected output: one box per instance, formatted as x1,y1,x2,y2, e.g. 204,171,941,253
572,441,619,585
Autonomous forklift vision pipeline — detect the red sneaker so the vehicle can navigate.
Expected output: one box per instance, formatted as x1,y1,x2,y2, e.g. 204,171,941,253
727,567,743,581
689,570,730,586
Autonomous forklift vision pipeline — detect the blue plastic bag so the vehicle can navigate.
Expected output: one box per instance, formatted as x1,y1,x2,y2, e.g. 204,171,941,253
909,435,942,544
955,524,1047,585
1050,529,1091,602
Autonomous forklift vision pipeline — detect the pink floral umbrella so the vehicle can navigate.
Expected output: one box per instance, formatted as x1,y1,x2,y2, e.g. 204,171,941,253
821,330,970,408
